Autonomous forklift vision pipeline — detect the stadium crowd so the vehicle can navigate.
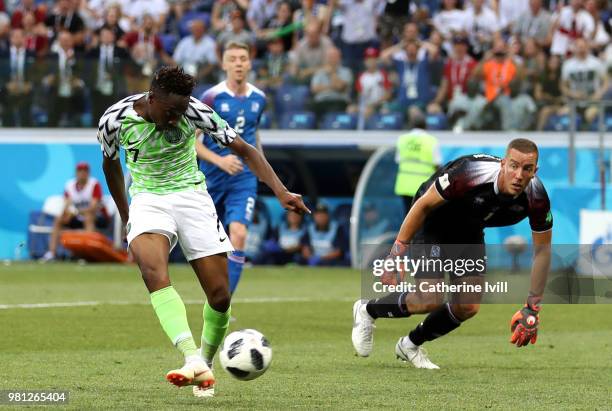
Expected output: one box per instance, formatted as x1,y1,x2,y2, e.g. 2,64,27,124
1,0,611,130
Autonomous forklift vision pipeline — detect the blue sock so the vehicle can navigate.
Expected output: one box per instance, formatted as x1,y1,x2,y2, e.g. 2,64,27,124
228,250,245,294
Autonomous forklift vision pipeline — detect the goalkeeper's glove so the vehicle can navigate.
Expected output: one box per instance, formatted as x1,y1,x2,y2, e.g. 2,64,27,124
380,239,409,286
509,296,541,347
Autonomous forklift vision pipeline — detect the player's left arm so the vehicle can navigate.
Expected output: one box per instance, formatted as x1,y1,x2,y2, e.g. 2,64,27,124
511,179,553,347
229,136,310,214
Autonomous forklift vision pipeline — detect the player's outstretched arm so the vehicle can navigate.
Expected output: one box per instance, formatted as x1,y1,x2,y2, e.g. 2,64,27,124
102,156,129,226
228,136,311,215
195,137,243,175
509,229,552,347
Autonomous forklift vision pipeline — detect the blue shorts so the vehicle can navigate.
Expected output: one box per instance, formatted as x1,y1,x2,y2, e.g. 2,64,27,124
208,173,258,227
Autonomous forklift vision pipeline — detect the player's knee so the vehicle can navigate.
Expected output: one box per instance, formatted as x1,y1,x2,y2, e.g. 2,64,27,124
451,303,480,320
207,285,231,312
229,223,248,249
138,264,170,290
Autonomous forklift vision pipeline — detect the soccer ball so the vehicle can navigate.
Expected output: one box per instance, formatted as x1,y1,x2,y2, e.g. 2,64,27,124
219,329,272,381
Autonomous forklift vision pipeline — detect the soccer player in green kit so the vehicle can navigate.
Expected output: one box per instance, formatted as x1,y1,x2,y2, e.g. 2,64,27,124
98,67,309,397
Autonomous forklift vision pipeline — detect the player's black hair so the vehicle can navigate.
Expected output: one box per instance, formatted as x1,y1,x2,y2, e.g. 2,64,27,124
150,66,196,97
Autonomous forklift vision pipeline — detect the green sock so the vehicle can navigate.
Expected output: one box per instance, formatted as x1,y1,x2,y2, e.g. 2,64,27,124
201,302,231,362
150,286,198,358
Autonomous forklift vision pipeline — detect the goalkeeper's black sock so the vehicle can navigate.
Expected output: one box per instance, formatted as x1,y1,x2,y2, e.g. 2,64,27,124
365,292,410,319
408,303,462,346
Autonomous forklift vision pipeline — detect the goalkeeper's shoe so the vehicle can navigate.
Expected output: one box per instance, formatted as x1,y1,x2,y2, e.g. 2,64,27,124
193,360,215,398
395,336,440,369
166,358,214,388
352,299,375,357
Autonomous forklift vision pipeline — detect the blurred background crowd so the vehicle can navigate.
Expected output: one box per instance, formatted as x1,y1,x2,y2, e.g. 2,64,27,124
1,0,612,130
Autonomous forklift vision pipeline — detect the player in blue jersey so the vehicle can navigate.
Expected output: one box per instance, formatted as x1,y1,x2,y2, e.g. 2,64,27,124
196,41,267,296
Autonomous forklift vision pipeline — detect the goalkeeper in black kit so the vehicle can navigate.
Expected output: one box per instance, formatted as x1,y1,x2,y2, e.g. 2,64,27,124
352,138,553,368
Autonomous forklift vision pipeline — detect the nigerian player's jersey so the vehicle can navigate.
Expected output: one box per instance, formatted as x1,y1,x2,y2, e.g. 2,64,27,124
96,93,237,196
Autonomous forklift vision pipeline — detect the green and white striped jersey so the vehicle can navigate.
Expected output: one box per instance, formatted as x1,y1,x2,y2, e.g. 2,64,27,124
96,94,237,196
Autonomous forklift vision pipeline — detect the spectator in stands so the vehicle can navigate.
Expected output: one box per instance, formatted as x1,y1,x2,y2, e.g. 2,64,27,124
260,211,306,265
448,78,487,130
43,30,85,127
123,13,173,93
122,0,169,29
496,0,530,33
211,0,245,34
432,0,467,45
380,22,420,63
247,0,280,34
377,0,413,49
330,0,384,75
388,39,432,127
560,37,608,126
421,30,446,93
290,19,333,84
21,11,49,57
520,37,544,96
534,54,564,130
10,0,46,29
97,5,129,47
293,0,330,34
428,35,477,115
472,38,519,103
550,0,594,56
352,47,392,121
585,0,610,53
256,1,295,53
86,27,129,123
256,37,289,92
462,0,500,58
172,19,218,83
216,9,255,59
513,0,553,48
301,202,346,266
310,47,353,122
0,28,36,126
44,0,85,48
0,13,8,52
41,161,109,262
501,78,537,130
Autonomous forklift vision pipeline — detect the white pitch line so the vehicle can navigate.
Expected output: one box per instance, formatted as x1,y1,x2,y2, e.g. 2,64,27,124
0,297,355,310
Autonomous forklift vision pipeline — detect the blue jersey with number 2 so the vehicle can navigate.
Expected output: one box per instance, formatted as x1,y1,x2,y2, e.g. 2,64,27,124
199,81,266,189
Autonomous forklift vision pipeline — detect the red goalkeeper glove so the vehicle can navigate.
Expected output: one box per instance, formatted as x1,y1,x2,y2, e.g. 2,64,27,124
509,296,541,347
380,240,409,286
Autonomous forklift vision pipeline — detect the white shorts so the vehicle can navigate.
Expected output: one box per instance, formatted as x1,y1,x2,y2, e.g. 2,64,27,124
126,187,233,261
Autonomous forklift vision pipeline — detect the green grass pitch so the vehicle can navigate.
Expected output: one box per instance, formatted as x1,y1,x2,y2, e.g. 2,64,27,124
0,263,611,410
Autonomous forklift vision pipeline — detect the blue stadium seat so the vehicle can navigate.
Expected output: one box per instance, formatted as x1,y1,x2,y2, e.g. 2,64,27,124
192,84,213,99
279,111,316,129
365,113,404,130
589,115,612,131
160,33,178,55
274,85,310,117
321,112,357,130
426,113,449,130
259,112,272,129
178,12,211,38
544,114,582,132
